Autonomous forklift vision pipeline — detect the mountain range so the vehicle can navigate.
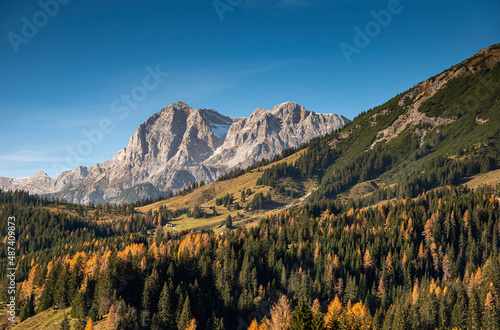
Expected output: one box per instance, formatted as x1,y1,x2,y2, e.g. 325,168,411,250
0,101,349,204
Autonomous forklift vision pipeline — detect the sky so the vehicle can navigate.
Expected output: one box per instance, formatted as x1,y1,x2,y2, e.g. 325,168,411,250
0,0,499,178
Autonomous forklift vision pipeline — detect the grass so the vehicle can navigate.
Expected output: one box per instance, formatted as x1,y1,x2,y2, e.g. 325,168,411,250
137,149,312,232
44,205,129,225
339,180,381,201
3,307,75,330
0,302,15,329
465,168,500,189
0,305,109,330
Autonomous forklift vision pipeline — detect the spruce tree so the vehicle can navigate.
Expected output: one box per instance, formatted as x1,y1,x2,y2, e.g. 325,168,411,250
178,295,193,330
38,262,61,312
292,300,314,330
71,291,87,319
450,293,468,328
469,291,482,329
226,215,232,229
19,294,35,322
142,269,160,311
158,281,175,328
54,265,69,308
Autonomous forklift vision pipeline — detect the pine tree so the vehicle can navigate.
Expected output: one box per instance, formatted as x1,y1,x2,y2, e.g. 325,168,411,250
19,294,35,322
290,300,313,330
178,295,193,330
142,268,160,311
158,281,175,328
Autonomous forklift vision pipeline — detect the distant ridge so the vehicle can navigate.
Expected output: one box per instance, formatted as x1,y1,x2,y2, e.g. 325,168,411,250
0,102,348,204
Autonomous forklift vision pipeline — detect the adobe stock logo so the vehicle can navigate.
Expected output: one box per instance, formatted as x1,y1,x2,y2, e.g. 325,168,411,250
213,0,244,22
7,0,71,54
340,0,412,64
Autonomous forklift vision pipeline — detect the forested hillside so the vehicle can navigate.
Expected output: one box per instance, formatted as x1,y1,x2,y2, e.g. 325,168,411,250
2,186,500,329
258,46,500,204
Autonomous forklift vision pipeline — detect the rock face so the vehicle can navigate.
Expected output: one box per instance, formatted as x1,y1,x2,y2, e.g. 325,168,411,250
205,102,346,168
0,101,349,204
370,44,500,149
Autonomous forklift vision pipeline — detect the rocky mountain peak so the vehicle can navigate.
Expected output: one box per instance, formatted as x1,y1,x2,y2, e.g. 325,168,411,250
34,171,50,178
161,101,191,112
271,102,310,124
272,101,306,113
0,101,348,203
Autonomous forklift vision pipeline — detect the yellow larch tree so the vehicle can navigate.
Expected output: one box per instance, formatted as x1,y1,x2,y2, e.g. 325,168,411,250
268,295,292,330
84,318,93,330
324,296,343,329
185,318,197,330
107,304,116,329
248,319,260,330
363,249,374,269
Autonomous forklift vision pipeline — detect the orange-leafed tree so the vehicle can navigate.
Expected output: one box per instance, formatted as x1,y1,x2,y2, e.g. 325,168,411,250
107,304,116,329
84,317,93,330
268,295,292,330
248,318,260,330
185,318,197,330
347,302,372,329
363,249,374,269
324,296,343,329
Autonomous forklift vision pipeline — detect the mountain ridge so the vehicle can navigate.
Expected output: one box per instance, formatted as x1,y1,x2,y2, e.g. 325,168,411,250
255,43,500,203
0,101,348,204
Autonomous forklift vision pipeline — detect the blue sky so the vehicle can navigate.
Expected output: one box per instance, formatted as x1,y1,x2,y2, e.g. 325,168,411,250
0,0,499,178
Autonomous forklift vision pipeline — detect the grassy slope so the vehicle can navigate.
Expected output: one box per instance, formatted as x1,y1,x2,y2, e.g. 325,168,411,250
0,304,109,330
136,149,310,231
0,307,78,330
465,168,500,189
